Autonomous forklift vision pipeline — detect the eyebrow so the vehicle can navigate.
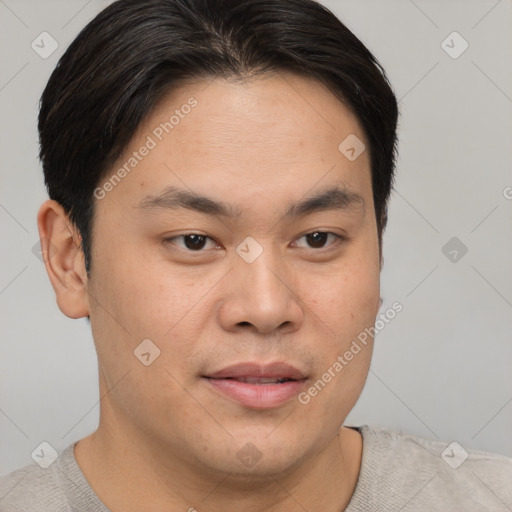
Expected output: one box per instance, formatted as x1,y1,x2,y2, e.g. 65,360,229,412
136,184,365,219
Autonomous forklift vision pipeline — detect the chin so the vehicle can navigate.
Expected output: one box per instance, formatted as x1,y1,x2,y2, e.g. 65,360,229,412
191,431,315,482
211,452,308,483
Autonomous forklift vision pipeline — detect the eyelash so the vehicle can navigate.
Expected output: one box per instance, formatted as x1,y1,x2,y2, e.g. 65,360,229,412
163,231,344,253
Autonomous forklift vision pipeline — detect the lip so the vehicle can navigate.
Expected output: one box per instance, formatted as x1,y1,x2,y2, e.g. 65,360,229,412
203,362,307,409
206,362,306,380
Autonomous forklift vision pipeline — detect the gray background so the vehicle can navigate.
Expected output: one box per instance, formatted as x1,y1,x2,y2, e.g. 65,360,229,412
1,0,511,475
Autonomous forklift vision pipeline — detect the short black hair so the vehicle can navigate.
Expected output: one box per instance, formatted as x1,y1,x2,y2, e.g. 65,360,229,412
38,0,399,275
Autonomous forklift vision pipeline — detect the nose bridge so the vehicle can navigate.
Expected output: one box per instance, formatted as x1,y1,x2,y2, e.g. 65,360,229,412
224,239,303,333
239,248,288,299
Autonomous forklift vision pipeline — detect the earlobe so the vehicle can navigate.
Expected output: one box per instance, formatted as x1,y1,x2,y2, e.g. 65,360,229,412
36,199,90,319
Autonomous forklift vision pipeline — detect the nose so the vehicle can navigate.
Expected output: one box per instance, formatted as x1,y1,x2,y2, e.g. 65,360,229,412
218,244,304,336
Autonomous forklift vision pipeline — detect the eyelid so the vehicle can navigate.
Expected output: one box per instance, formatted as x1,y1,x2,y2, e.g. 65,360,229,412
292,231,345,249
163,233,220,251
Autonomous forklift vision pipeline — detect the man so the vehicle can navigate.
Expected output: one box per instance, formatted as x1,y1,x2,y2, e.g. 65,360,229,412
1,0,510,510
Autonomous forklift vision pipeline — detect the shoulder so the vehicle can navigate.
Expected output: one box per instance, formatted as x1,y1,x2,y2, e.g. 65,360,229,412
0,446,72,511
349,424,512,511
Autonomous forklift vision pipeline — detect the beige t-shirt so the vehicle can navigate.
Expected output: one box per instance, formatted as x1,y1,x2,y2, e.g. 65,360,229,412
1,425,511,511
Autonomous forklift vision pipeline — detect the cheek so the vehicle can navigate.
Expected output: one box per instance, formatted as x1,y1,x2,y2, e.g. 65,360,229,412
133,271,223,342
303,256,379,414
301,258,380,344
92,236,212,338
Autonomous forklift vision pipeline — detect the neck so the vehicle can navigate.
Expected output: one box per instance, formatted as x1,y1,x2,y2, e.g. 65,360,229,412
74,416,362,512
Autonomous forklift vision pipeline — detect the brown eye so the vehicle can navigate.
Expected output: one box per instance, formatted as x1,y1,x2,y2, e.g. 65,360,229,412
164,234,219,252
295,231,341,249
183,234,207,250
305,232,329,248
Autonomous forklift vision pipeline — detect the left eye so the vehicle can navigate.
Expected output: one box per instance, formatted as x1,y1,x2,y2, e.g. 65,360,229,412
293,231,342,249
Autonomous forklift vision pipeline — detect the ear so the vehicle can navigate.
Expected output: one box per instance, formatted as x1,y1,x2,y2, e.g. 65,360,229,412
378,207,388,271
36,200,90,319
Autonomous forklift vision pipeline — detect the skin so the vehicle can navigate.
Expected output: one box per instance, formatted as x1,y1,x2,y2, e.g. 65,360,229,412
37,72,382,511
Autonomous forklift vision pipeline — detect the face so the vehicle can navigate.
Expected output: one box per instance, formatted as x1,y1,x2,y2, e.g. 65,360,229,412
85,72,381,478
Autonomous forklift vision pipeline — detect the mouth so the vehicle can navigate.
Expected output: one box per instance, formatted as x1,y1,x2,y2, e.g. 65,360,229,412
217,377,295,384
203,362,307,409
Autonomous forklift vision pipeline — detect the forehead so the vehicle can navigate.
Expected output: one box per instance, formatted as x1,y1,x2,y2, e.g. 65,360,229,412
96,72,372,216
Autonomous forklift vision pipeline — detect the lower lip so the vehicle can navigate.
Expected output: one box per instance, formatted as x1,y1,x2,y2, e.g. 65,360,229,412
205,378,305,409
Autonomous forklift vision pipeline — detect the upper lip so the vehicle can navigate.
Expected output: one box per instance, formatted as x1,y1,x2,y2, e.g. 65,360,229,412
205,362,307,380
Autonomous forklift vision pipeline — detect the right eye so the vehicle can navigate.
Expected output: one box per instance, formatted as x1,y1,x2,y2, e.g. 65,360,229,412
163,233,221,252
